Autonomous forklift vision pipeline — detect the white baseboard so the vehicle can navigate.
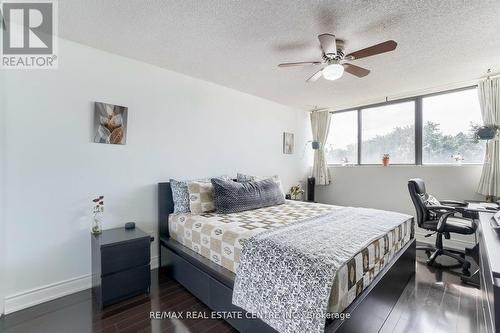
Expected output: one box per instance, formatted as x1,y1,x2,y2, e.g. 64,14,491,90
4,255,160,315
4,274,92,315
151,255,159,269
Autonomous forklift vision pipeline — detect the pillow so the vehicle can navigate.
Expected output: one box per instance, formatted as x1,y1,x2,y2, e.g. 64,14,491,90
236,173,285,198
421,194,441,220
236,173,257,182
422,194,440,206
170,179,190,213
212,178,286,214
187,181,217,214
171,175,231,214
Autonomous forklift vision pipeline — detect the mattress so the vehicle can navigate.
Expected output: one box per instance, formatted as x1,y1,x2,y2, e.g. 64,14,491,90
168,200,414,314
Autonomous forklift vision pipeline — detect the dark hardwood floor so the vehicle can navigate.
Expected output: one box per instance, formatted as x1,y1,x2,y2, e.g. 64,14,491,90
0,252,483,333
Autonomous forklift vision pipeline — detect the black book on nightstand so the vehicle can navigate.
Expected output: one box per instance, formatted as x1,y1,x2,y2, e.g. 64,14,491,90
91,227,151,308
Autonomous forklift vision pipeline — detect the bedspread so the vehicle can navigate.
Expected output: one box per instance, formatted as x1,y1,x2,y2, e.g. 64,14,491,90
232,207,413,333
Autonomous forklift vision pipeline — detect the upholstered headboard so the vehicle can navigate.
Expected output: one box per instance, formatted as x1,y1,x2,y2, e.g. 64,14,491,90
158,182,174,240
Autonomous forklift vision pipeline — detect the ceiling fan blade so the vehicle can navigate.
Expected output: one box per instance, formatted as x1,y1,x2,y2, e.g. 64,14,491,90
278,61,322,67
343,64,370,78
306,69,323,82
318,33,337,55
346,40,397,60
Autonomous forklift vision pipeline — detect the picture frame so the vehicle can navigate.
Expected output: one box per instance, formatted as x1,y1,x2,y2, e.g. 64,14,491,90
93,102,128,145
283,132,294,154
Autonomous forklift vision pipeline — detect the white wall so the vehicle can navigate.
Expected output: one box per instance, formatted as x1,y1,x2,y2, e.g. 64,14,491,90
2,39,310,313
1,68,5,316
316,165,483,249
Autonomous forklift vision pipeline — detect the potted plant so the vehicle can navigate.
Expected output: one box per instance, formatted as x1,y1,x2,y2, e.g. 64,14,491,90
451,153,464,165
290,184,305,200
382,154,390,166
92,196,104,234
470,124,499,143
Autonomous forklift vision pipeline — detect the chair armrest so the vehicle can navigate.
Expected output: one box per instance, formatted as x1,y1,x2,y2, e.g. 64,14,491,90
436,211,455,232
439,200,467,207
427,206,461,229
427,205,457,214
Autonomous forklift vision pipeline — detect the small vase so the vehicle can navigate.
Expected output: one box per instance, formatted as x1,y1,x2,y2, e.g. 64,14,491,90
383,159,390,167
92,215,102,235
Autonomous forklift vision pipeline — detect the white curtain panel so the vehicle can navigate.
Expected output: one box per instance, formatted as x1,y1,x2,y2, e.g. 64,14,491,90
477,78,500,197
310,110,332,185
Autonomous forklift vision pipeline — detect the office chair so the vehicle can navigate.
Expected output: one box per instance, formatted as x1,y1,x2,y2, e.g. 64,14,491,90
408,178,477,275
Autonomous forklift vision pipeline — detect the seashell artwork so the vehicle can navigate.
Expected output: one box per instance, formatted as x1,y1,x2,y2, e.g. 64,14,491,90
93,102,128,144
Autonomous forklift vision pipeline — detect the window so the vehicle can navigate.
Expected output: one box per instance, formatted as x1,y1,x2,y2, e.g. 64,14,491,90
422,88,485,164
325,111,357,164
325,86,484,165
361,102,415,164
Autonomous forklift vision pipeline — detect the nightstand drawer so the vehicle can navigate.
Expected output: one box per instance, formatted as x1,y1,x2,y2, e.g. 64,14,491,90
101,264,150,306
101,239,150,275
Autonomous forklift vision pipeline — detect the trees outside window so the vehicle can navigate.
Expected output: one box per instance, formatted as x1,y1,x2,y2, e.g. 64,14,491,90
361,102,415,164
325,111,357,164
325,87,485,165
422,89,485,164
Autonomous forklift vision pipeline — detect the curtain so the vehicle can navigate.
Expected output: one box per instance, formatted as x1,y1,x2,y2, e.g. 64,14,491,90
477,78,500,197
310,110,331,185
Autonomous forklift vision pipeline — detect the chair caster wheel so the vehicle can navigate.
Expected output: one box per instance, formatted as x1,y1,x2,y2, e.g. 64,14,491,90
426,259,434,266
425,250,431,258
462,269,471,276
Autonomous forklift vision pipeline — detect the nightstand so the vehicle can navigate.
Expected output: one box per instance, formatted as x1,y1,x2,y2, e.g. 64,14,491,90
92,227,151,308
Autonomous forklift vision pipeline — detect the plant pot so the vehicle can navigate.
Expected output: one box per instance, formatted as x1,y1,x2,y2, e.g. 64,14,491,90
383,159,390,167
92,216,102,235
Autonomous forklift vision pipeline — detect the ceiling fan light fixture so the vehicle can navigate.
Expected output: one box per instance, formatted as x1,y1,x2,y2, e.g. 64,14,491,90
322,64,344,81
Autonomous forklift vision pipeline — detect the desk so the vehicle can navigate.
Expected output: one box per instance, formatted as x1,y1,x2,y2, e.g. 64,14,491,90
478,211,500,333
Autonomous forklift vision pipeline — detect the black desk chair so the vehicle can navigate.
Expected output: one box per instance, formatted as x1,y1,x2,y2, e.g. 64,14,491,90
408,178,477,275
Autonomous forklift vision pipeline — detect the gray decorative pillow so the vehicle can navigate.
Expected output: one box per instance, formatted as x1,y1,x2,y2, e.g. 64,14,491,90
237,173,285,198
170,179,190,213
212,178,286,214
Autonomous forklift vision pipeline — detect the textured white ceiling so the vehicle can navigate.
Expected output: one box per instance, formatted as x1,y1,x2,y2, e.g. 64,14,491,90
58,0,500,110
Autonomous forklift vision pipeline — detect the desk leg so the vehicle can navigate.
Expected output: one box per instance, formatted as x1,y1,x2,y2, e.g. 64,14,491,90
461,242,480,287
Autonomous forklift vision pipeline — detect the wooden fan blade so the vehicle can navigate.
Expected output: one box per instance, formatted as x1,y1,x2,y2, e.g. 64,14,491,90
278,61,322,67
343,64,370,78
346,40,397,60
306,69,323,82
318,33,337,55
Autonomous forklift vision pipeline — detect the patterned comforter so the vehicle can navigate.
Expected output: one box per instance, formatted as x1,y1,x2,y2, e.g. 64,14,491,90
168,201,414,316
233,207,414,333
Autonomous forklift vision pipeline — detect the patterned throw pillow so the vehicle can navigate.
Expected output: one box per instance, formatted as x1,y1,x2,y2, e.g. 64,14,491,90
236,173,285,198
171,175,231,214
187,181,217,214
170,179,190,213
423,194,440,206
421,194,441,220
212,178,286,214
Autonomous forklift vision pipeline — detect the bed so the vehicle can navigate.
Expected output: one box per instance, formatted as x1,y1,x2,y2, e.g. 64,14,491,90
158,182,416,333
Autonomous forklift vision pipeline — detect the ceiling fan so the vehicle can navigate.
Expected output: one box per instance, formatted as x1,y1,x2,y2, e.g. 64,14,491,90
278,34,397,82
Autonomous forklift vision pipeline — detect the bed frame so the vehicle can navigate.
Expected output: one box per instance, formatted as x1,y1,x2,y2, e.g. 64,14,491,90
158,182,416,333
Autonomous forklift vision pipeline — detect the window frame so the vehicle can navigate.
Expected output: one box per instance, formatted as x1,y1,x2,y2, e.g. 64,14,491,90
325,108,359,165
326,85,481,166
